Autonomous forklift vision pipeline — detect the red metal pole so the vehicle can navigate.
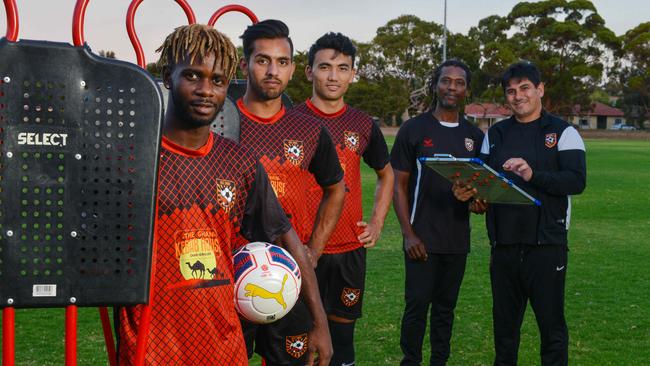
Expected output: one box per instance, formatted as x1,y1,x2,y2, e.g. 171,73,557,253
208,4,259,26
2,307,15,366
99,307,117,366
126,0,196,68
71,0,89,46
3,0,19,41
65,305,78,366
133,304,152,366
125,0,146,68
175,0,196,24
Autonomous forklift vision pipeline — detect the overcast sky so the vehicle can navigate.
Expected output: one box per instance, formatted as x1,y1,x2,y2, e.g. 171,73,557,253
2,0,647,64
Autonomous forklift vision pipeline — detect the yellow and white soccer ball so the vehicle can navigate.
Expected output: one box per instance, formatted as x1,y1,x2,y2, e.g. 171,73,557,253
233,242,302,324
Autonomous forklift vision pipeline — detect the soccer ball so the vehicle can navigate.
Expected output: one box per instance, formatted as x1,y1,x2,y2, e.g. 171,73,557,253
233,242,302,324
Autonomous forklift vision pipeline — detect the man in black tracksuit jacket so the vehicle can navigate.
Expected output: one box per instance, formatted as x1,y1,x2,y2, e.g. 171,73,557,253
455,61,586,366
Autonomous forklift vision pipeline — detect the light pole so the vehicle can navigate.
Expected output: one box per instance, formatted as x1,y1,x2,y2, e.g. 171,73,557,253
443,0,447,61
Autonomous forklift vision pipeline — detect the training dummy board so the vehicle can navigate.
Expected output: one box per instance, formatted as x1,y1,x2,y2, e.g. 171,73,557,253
0,38,163,308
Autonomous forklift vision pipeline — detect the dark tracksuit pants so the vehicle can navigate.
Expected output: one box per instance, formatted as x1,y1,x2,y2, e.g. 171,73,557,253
490,244,568,366
400,253,467,366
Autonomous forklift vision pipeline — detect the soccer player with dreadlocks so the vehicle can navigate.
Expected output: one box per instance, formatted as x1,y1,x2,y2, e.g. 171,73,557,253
391,59,484,366
116,24,323,365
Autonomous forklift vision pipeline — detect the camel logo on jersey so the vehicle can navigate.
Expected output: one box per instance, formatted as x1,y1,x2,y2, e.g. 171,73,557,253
283,140,304,165
465,138,474,151
176,230,222,281
216,179,237,212
245,274,288,309
545,133,557,148
341,287,361,307
285,334,308,359
344,131,360,152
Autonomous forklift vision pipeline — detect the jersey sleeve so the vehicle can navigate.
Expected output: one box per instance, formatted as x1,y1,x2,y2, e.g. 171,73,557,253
362,122,390,170
529,126,586,195
390,122,414,172
241,162,293,242
308,126,344,187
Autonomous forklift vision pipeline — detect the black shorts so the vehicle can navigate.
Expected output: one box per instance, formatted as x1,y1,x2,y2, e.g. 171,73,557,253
241,297,313,365
315,246,366,320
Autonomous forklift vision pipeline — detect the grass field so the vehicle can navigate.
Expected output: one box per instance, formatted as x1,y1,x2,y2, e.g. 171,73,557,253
2,139,650,365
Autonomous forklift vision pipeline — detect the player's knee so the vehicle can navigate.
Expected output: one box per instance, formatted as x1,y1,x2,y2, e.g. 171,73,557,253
329,319,356,365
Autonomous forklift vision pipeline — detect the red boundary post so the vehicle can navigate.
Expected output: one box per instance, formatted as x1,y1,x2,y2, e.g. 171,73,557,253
126,0,196,68
208,4,259,26
3,0,19,41
2,307,15,366
65,305,78,366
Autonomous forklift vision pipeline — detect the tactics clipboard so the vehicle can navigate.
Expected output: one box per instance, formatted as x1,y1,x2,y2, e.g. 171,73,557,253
419,154,541,206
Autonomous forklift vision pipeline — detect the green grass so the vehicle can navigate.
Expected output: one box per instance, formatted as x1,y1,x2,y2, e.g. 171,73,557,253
2,139,650,365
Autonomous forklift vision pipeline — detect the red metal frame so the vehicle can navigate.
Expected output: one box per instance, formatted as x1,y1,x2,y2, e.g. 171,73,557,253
126,0,196,68
2,308,15,366
208,4,259,26
72,0,89,46
99,307,117,366
65,306,77,366
3,0,19,41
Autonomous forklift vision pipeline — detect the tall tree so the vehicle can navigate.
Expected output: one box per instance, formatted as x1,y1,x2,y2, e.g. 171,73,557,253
471,0,620,115
355,15,445,121
284,51,312,104
468,15,516,102
506,0,620,114
618,22,650,128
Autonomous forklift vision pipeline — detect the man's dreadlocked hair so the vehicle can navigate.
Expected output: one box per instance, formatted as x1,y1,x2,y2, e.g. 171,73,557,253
156,24,238,80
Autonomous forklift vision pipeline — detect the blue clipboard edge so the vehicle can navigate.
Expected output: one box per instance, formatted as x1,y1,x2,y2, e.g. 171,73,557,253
418,154,542,206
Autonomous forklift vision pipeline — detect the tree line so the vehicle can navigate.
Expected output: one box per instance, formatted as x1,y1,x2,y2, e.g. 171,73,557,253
139,0,648,128
286,0,649,128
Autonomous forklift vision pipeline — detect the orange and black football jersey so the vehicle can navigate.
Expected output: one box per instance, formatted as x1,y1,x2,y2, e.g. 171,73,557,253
117,133,290,365
237,99,343,244
294,100,389,253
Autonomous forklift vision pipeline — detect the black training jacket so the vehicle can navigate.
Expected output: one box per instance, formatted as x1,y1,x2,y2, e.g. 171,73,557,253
479,111,587,246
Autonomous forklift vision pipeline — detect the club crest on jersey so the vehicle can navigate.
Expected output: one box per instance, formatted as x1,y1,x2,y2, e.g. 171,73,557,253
465,138,474,151
341,287,361,307
344,131,360,152
285,334,308,359
545,133,557,148
283,139,304,165
216,179,237,212
423,138,434,147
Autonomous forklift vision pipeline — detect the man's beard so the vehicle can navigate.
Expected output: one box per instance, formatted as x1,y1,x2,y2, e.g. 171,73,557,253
438,96,461,110
249,77,285,101
170,91,222,129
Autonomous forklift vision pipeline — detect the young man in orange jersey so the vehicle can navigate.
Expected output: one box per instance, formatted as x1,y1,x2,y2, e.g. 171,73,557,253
237,20,344,366
293,32,394,366
116,24,326,366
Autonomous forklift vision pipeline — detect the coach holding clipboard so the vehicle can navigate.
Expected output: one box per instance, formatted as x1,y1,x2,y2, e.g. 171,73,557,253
454,61,586,366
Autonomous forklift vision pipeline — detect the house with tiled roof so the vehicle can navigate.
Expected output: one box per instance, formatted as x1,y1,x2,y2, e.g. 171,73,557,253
568,102,626,129
464,103,512,131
